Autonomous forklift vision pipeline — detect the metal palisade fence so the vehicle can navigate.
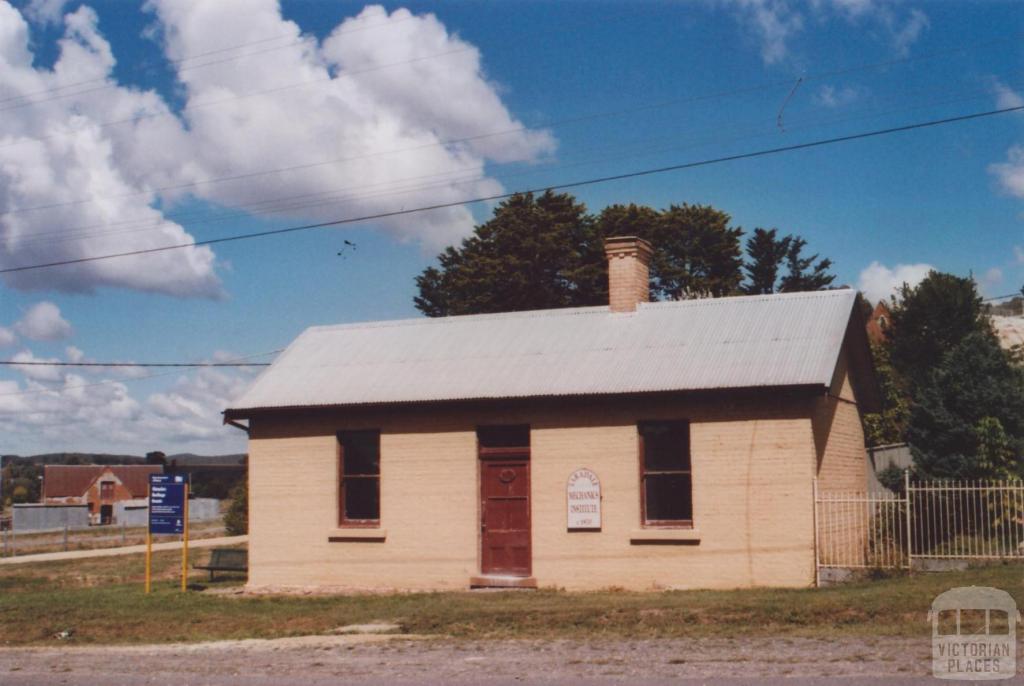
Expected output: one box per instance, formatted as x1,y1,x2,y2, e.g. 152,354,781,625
814,472,1024,584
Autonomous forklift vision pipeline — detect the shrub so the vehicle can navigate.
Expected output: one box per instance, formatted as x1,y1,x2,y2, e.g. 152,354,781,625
224,478,247,536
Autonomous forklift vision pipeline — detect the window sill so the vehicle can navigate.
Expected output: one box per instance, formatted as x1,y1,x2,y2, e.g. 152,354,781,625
328,528,387,542
629,528,701,544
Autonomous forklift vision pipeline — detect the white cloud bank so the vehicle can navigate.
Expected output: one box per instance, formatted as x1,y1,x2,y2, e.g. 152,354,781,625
725,0,929,66
0,348,258,454
14,301,72,340
989,145,1024,199
0,2,554,297
857,260,933,303
0,300,253,454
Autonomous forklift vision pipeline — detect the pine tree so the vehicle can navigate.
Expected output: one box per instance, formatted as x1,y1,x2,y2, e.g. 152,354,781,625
742,228,791,294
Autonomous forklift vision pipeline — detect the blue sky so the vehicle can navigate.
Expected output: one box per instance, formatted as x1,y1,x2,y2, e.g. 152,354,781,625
0,0,1021,455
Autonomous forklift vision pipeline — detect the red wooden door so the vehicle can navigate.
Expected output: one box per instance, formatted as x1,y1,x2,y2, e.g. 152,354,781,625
480,459,531,576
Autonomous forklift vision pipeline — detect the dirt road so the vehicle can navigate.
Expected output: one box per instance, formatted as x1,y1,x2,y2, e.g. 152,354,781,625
0,535,246,566
5,634,1013,685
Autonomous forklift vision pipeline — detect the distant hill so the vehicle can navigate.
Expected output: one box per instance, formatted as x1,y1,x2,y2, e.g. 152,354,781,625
1,452,246,466
2,453,145,465
167,454,246,466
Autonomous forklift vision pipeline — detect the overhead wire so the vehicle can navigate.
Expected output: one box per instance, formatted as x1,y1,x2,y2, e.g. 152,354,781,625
0,13,420,108
0,27,1019,209
0,361,271,367
1,104,1020,276
0,349,281,402
17,71,1022,252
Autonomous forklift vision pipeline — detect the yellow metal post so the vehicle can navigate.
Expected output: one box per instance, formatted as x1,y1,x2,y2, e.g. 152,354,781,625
181,483,189,592
145,480,152,594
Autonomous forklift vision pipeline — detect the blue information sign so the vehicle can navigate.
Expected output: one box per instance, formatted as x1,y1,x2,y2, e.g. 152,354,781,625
149,474,188,535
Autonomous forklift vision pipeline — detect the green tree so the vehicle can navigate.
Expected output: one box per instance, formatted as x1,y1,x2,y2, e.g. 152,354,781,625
887,271,990,392
595,202,745,299
907,332,1024,480
415,193,832,314
778,237,835,292
742,228,791,294
11,484,27,504
2,460,41,505
224,478,248,536
145,451,167,466
861,342,911,446
647,204,743,299
414,191,601,316
742,229,835,295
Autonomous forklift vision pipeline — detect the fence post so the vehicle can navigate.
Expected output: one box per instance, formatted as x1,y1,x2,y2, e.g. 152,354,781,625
121,521,126,545
812,477,820,587
904,469,913,571
63,524,69,551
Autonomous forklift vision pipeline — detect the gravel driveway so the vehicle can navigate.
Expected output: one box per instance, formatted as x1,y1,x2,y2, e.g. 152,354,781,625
6,634,1010,685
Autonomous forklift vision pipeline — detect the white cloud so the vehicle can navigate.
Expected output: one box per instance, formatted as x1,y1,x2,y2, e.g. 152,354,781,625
1014,246,1024,265
0,2,554,298
65,345,84,362
726,0,804,65
10,349,64,381
0,327,15,347
726,1,928,65
989,145,1024,198
23,0,71,26
14,301,72,340
858,261,934,303
813,84,862,108
0,351,260,454
0,5,221,297
981,266,1004,294
890,8,929,57
991,79,1024,110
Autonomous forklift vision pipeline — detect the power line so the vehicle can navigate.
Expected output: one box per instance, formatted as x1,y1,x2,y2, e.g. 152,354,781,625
983,292,1023,302
0,361,272,367
1,104,1019,275
14,76,1022,252
2,30,1019,213
0,45,475,174
0,13,420,108
0,349,281,400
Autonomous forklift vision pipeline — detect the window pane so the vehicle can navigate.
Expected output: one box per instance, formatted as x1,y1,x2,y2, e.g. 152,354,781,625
344,478,379,520
959,610,986,636
340,431,379,475
990,610,1009,635
645,474,692,521
478,425,530,449
937,610,958,636
640,422,690,471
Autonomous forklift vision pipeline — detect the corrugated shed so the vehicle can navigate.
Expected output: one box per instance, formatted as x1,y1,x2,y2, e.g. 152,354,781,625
227,289,859,413
43,465,161,498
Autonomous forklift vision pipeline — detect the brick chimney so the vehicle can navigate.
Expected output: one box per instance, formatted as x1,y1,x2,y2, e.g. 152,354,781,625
604,236,653,313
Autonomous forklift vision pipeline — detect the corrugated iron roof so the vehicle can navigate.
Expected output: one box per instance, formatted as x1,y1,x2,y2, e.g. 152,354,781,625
227,289,859,414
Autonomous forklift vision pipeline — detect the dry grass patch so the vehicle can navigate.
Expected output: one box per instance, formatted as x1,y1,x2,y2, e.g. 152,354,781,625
0,552,1021,646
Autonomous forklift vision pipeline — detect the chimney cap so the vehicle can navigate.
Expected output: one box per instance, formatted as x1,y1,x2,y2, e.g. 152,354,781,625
603,235,653,259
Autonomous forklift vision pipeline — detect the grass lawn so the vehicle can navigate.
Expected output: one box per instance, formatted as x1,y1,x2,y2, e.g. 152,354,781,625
0,551,1021,646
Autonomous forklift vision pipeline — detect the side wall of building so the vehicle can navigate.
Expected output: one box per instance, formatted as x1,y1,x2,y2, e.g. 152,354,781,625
247,392,820,591
813,345,869,493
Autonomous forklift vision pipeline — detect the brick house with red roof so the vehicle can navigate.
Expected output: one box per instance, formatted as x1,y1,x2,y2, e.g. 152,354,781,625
43,465,161,525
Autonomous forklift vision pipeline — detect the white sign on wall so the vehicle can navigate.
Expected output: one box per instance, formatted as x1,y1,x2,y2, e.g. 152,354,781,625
567,468,601,530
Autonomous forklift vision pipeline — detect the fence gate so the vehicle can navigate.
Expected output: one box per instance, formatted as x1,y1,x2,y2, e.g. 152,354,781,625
814,474,1024,585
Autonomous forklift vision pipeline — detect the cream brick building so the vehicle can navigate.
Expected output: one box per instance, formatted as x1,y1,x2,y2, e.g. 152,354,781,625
225,237,880,591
